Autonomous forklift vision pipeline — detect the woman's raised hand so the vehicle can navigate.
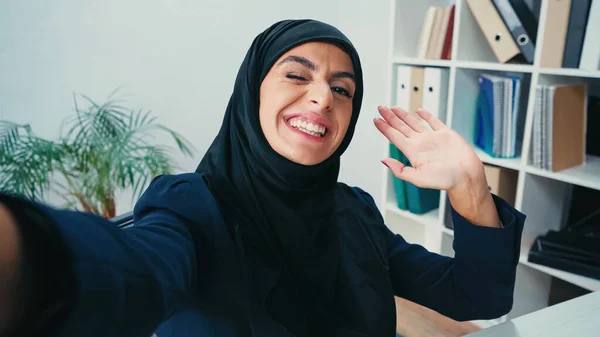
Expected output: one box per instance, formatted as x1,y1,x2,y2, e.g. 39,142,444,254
373,106,483,192
374,106,501,228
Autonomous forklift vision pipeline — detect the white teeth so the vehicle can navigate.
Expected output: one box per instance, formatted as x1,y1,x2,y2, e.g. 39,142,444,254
289,118,328,137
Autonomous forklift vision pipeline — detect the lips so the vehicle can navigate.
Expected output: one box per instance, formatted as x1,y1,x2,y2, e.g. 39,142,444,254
285,112,331,129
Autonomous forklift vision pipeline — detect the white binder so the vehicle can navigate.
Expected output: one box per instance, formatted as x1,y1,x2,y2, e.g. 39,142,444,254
395,66,413,111
422,67,448,126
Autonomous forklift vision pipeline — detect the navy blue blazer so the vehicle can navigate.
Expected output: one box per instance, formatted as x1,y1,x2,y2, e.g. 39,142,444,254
29,172,524,337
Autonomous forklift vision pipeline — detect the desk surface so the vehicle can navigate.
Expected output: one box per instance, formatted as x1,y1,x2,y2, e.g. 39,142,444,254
467,291,600,337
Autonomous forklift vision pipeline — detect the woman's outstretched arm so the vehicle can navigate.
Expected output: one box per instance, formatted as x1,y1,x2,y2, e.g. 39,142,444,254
354,185,524,322
0,202,24,336
0,172,216,337
373,106,526,321
385,194,524,321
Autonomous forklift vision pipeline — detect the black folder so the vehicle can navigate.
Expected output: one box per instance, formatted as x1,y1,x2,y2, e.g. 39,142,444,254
562,0,593,68
492,0,538,64
528,209,600,280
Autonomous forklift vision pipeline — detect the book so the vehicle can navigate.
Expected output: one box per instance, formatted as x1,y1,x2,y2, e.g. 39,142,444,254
475,73,521,158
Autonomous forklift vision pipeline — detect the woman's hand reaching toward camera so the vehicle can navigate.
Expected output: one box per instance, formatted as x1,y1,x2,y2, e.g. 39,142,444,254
374,106,501,228
0,203,23,336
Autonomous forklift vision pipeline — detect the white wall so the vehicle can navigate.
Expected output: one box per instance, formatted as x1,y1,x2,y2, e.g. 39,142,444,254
0,0,390,215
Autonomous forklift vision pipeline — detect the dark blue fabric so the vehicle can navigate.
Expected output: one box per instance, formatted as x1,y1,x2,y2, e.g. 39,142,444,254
19,172,524,337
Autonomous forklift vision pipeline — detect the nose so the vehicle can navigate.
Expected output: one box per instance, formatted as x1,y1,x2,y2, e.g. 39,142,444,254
308,82,332,112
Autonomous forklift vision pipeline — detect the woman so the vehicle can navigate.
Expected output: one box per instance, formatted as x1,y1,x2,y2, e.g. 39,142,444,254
0,19,525,337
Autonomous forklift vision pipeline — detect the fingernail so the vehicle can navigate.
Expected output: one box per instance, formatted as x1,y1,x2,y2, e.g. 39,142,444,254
381,160,390,169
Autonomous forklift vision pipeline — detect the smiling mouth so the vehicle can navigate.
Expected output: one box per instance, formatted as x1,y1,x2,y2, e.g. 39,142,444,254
287,117,329,137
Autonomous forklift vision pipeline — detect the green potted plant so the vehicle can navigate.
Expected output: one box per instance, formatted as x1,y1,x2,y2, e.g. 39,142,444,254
0,89,194,218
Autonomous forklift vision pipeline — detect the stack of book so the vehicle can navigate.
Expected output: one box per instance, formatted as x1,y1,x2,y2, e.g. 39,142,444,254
532,83,588,172
416,4,455,60
528,209,600,281
474,73,522,158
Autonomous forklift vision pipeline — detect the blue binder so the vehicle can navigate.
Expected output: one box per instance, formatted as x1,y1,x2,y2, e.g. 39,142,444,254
475,73,520,158
475,76,496,157
389,143,439,214
405,181,440,215
389,143,408,210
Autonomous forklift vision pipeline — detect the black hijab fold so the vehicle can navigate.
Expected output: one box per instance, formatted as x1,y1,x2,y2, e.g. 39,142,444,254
196,19,367,336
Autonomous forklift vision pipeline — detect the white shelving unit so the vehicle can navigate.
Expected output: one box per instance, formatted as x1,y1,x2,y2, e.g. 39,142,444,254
382,0,600,325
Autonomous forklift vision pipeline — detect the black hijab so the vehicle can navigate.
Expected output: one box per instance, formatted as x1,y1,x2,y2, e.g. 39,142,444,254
196,19,383,336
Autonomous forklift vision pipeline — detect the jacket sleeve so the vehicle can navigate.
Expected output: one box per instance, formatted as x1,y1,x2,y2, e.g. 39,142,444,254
385,194,526,321
1,173,215,337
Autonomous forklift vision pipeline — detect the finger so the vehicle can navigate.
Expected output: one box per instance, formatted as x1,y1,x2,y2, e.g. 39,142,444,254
391,106,427,133
377,106,415,138
373,117,410,151
381,159,425,187
416,108,446,131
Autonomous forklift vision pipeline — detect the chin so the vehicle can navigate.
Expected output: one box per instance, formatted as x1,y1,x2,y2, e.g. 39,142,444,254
286,151,329,166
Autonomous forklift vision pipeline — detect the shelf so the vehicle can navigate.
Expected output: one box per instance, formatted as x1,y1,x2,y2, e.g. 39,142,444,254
474,147,523,171
441,226,454,237
439,229,600,293
519,254,600,292
524,155,600,192
391,57,452,68
455,60,534,73
386,202,439,226
385,0,600,320
538,67,600,79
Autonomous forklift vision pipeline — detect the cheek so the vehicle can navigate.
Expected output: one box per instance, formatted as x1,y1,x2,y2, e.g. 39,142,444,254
260,84,297,122
335,107,353,140
258,86,281,133
258,107,280,150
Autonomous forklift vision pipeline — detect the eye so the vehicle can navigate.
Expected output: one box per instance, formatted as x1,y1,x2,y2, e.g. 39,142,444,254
332,86,352,98
286,73,307,81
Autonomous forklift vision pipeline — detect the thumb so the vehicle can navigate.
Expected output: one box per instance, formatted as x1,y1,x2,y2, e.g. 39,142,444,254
381,159,423,187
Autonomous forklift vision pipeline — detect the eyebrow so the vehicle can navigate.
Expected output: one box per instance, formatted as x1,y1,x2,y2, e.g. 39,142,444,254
277,55,356,83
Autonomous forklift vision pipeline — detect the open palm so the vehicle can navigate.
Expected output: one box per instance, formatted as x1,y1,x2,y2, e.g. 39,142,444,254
374,106,483,192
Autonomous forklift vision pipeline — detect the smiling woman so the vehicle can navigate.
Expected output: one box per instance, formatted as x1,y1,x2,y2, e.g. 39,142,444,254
0,18,526,337
259,42,356,166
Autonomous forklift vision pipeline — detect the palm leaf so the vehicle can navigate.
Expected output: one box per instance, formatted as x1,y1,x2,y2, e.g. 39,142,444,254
0,122,65,200
63,92,129,147
1,88,195,214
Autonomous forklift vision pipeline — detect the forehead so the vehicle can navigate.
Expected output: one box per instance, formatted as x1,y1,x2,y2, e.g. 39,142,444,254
276,42,354,70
